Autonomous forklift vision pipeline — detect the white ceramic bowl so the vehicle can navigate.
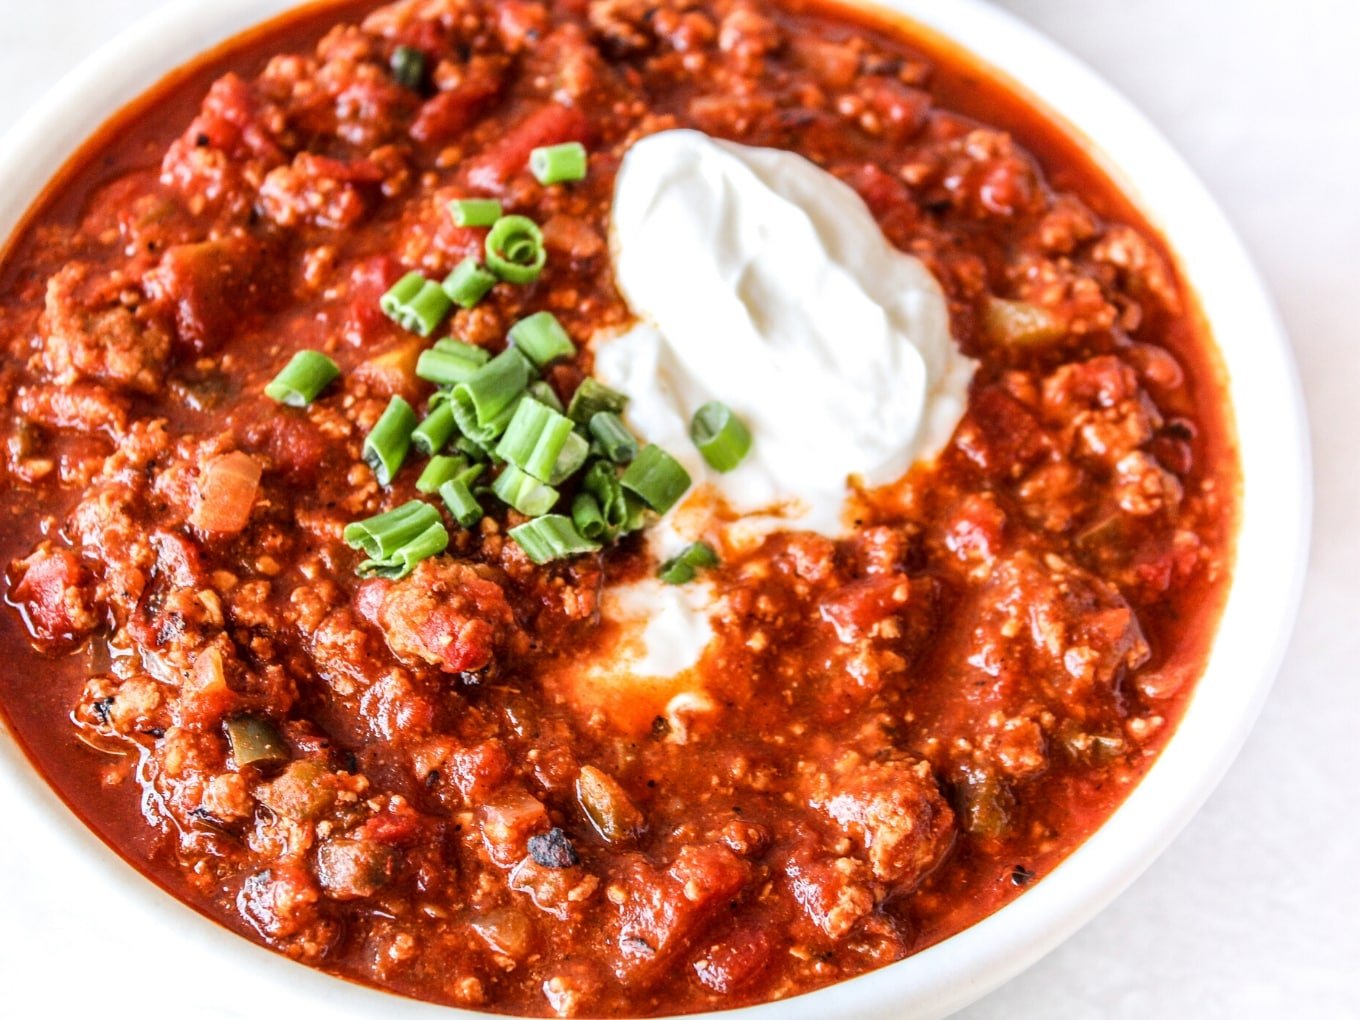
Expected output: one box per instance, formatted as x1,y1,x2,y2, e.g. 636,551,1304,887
0,2,1310,1018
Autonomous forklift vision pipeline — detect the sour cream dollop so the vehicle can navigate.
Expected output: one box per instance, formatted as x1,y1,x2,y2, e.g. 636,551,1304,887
548,130,975,730
595,128,974,538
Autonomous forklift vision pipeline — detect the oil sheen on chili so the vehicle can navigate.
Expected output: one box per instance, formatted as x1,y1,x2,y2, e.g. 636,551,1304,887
0,0,1238,1015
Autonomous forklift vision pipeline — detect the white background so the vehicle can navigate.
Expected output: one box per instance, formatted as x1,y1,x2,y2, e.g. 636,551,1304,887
0,1,1355,1017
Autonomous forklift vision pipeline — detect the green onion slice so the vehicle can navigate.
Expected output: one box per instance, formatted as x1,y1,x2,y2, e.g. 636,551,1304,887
508,515,600,564
357,520,449,579
582,460,630,535
620,444,691,514
571,492,607,541
411,402,457,456
441,257,498,309
344,499,441,560
529,142,588,185
416,453,467,493
390,45,426,91
566,377,628,425
690,400,751,472
363,396,419,485
509,310,575,368
418,341,491,387
449,347,532,443
485,215,546,285
657,541,719,584
588,411,638,464
492,464,559,517
528,379,564,413
380,272,452,337
496,398,575,482
264,350,339,407
448,198,502,228
546,431,590,485
439,466,485,528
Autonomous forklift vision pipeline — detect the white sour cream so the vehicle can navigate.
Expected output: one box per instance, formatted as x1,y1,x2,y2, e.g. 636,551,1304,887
551,130,974,726
595,128,974,539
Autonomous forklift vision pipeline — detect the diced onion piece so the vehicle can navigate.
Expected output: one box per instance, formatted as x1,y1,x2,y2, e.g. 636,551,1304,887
982,296,1064,347
190,451,262,534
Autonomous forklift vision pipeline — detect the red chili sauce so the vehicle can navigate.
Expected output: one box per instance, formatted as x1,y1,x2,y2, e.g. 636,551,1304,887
0,0,1238,1014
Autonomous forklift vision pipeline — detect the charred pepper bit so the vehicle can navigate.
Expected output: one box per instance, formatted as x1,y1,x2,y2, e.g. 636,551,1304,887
952,762,1014,840
224,714,289,767
576,765,643,844
527,827,579,868
315,837,396,900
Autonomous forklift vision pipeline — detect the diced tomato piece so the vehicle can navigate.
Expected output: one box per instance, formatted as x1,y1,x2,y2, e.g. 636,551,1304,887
466,104,589,191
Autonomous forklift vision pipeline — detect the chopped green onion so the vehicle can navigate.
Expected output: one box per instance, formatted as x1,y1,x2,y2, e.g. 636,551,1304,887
571,492,607,541
449,347,532,443
492,464,559,517
344,499,441,560
411,403,457,456
390,45,426,91
416,454,467,493
529,142,588,185
363,396,418,485
546,431,590,485
448,198,502,228
380,271,423,315
509,311,575,368
566,377,628,424
496,398,575,482
357,520,449,579
418,342,492,387
485,215,546,285
528,379,564,413
508,515,600,564
620,445,691,514
582,460,629,535
690,401,751,472
380,272,453,337
439,466,485,527
657,542,719,584
264,349,339,407
454,434,491,462
588,411,637,464
622,491,649,533
441,257,498,309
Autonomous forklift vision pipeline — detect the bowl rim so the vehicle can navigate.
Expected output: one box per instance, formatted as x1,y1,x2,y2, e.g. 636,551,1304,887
0,1,1311,1018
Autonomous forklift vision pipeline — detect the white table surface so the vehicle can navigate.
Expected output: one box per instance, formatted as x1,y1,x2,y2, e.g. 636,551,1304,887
1,1,1355,1017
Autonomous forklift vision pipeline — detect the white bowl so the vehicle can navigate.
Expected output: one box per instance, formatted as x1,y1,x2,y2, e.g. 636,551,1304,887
0,1,1310,1018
